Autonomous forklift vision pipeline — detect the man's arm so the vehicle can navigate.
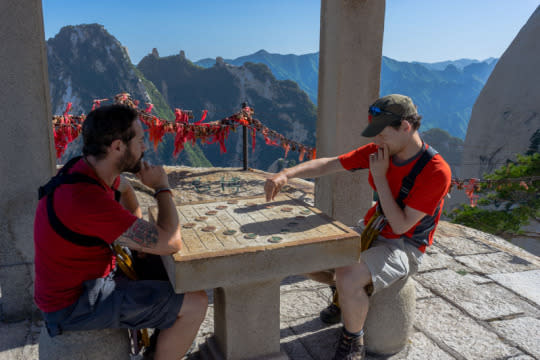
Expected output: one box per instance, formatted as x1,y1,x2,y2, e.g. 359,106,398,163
265,156,344,201
370,145,426,234
117,176,142,218
114,161,182,255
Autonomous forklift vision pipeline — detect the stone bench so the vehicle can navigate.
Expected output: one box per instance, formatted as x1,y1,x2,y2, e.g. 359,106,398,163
39,326,131,360
364,276,416,355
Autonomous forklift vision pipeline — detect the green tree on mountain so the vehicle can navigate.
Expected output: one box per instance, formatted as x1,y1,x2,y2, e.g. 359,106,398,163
449,153,539,237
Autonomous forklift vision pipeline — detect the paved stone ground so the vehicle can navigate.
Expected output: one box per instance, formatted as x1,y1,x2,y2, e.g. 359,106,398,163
1,167,539,360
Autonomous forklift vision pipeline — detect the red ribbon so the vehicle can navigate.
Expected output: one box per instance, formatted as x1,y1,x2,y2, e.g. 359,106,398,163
194,110,208,125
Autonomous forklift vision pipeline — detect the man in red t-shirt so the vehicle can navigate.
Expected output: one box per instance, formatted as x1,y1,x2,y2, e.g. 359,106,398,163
34,105,208,359
265,94,451,360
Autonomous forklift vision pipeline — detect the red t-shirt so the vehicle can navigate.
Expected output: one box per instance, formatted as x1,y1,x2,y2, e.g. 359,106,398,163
338,143,451,252
34,159,138,312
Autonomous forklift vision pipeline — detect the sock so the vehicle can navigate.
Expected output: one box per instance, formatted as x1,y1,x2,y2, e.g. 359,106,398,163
343,326,364,339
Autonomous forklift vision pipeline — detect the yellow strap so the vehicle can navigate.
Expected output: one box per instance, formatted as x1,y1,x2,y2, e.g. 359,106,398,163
360,211,382,252
141,329,150,347
112,246,152,351
113,245,138,280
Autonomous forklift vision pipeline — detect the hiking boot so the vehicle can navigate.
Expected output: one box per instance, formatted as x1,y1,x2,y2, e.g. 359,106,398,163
320,302,342,324
333,332,366,360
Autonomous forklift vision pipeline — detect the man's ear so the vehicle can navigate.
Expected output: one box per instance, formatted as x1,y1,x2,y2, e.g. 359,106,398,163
109,139,124,154
401,120,412,132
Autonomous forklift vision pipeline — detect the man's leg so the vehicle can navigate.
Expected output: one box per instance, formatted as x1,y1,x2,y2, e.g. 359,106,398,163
335,261,372,336
328,262,372,360
155,290,208,360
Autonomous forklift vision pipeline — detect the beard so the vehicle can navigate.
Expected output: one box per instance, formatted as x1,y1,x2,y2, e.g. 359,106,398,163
119,149,144,174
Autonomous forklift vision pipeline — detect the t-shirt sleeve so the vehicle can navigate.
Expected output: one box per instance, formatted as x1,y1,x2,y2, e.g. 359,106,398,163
338,143,378,171
404,156,452,216
59,186,138,244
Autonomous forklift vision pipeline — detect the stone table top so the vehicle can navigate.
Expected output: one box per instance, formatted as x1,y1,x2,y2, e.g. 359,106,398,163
2,166,539,360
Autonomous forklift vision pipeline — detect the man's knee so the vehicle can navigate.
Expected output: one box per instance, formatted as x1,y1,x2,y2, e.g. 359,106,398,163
335,262,372,292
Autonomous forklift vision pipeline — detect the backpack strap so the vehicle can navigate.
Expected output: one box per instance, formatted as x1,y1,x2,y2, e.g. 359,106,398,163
395,145,438,209
38,156,111,247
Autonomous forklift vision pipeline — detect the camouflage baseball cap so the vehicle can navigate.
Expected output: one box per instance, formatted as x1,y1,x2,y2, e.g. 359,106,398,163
362,94,418,137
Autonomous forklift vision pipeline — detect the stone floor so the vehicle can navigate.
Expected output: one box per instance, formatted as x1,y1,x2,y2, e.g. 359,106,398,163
1,167,539,359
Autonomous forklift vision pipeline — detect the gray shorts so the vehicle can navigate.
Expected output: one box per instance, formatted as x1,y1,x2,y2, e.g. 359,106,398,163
360,235,424,295
42,270,184,337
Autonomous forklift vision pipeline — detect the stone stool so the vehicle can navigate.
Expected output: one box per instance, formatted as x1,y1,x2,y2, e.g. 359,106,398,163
364,276,416,355
39,326,131,360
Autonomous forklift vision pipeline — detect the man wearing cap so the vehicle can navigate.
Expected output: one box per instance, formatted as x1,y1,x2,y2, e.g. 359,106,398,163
264,94,451,360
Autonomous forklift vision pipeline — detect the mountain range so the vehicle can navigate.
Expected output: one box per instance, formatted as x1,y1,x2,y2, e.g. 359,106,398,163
196,50,497,139
47,24,480,172
47,24,316,170
137,51,316,169
47,24,210,167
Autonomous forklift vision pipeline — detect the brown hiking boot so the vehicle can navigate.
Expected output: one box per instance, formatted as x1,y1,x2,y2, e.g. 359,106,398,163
333,331,366,360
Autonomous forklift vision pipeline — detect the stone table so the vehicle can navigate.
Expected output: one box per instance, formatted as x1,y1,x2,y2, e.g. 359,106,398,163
149,194,360,360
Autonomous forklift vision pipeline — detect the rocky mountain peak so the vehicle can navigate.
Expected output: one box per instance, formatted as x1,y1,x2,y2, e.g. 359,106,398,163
47,24,146,115
462,5,540,178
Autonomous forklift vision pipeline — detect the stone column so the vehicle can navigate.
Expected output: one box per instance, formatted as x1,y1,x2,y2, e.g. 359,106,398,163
211,279,286,360
0,0,55,321
316,0,385,226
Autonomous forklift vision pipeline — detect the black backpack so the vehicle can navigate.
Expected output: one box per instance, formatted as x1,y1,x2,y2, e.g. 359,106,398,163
38,156,121,247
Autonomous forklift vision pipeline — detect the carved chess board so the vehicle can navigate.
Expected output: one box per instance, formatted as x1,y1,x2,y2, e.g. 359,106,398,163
149,193,357,262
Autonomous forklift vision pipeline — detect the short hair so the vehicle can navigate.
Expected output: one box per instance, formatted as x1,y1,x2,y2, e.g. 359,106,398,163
390,114,422,132
82,104,138,159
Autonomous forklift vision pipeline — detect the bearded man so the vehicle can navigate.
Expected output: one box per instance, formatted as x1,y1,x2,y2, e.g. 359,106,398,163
34,104,207,360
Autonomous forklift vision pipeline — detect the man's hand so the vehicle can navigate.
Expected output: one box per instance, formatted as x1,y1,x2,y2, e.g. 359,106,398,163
264,172,288,201
369,144,390,180
136,161,170,190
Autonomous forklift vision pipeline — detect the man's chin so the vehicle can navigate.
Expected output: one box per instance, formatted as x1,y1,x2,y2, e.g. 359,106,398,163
125,161,142,174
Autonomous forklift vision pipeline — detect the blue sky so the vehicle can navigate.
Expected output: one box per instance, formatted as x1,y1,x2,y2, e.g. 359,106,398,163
42,0,538,64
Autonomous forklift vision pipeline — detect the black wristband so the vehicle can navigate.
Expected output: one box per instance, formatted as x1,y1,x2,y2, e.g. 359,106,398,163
153,187,172,198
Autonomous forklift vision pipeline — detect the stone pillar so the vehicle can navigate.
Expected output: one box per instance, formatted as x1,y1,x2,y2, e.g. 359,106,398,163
316,0,385,226
39,327,131,360
211,280,286,359
364,277,416,355
0,0,56,321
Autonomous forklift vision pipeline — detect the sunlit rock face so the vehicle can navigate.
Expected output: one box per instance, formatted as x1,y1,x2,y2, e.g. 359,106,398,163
462,6,540,179
47,24,151,115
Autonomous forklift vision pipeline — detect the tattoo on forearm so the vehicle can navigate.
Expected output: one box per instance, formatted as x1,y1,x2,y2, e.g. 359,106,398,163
115,219,158,249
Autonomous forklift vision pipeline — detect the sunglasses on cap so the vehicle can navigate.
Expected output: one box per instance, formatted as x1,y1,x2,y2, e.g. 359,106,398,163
368,106,401,118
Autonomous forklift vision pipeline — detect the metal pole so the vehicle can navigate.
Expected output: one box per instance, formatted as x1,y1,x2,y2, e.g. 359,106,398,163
241,101,249,170
242,125,248,170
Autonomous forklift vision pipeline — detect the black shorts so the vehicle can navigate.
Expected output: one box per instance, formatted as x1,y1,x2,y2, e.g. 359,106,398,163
43,269,184,337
